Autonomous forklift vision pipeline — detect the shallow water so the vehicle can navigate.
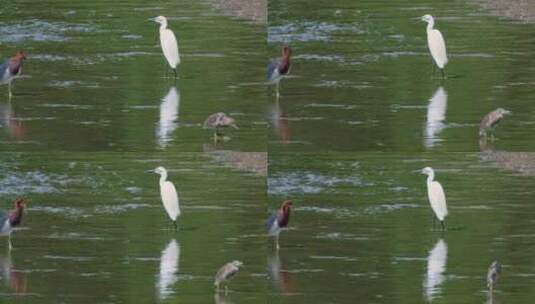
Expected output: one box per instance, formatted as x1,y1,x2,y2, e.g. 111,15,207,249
0,0,266,152
268,0,535,151
268,152,535,303
0,152,267,303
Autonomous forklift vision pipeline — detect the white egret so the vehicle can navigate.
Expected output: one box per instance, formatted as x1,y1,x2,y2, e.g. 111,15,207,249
214,260,243,295
421,167,448,230
154,166,180,229
150,16,180,78
425,87,447,148
421,15,448,78
157,239,180,300
424,239,447,301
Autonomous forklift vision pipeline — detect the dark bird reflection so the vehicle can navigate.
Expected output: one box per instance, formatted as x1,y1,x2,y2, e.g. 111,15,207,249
267,250,295,294
270,99,290,144
0,101,24,140
424,87,447,149
156,87,180,149
423,239,447,302
156,239,180,300
0,252,27,294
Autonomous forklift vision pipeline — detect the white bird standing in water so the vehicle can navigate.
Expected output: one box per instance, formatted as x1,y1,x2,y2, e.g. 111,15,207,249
154,166,180,229
421,14,448,78
421,167,448,230
150,16,180,78
487,260,501,291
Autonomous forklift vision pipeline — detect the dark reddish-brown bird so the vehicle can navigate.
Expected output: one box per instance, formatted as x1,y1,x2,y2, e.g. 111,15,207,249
203,112,238,143
267,45,291,98
0,198,25,250
479,108,511,137
267,200,292,250
0,51,27,99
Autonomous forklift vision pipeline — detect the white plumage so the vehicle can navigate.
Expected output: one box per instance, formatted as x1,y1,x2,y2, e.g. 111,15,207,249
421,167,448,227
154,166,180,228
422,15,448,71
151,16,180,75
160,28,180,68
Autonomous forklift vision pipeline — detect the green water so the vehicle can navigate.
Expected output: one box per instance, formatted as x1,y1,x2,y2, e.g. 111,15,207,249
268,0,535,151
0,0,268,303
268,152,535,303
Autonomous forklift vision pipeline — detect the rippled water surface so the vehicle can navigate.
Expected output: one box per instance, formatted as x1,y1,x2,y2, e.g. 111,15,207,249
269,0,535,151
0,0,266,152
268,152,535,303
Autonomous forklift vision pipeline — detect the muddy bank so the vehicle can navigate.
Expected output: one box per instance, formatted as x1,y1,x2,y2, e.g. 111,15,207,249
472,0,535,23
209,0,266,24
481,151,535,175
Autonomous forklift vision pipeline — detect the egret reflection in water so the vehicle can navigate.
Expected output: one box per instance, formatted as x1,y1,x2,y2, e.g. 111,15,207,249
156,239,180,300
156,87,180,148
424,239,447,302
424,87,447,149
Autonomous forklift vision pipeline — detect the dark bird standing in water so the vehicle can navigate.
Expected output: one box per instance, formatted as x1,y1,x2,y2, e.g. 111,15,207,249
203,112,238,143
267,200,292,250
0,51,27,99
267,45,291,98
0,198,25,250
480,108,511,138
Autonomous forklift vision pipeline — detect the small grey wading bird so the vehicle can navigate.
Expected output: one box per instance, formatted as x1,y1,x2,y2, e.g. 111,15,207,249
214,260,243,295
421,15,448,78
150,16,180,78
0,198,25,250
203,112,238,143
479,108,511,138
154,167,180,230
421,167,448,230
0,51,27,99
487,260,501,292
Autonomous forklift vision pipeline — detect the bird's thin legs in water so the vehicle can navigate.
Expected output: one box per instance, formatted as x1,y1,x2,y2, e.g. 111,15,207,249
275,235,280,251
440,68,445,79
440,220,445,231
8,235,12,251
225,285,228,296
173,68,177,79
276,82,280,99
8,83,12,99
173,220,178,231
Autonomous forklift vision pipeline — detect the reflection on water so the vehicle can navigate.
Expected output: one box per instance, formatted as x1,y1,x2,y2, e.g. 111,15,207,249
156,239,180,300
424,87,447,149
0,101,24,141
0,252,27,295
267,250,295,294
424,239,447,302
270,100,290,144
156,87,180,149
214,292,234,304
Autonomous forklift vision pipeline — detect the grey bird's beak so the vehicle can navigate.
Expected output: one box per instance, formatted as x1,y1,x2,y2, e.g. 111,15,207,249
231,124,239,130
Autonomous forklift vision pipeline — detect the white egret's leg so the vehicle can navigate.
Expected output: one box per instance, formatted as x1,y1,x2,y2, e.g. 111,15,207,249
275,235,280,250
225,285,228,296
8,83,12,99
440,220,445,231
173,220,178,231
8,235,12,251
440,68,445,79
276,82,280,98
173,68,177,79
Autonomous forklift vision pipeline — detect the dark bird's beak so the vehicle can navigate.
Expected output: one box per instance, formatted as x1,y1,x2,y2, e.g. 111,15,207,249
231,124,239,130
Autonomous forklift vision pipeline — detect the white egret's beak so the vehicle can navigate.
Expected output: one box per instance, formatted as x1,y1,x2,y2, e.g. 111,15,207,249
145,169,155,173
504,110,512,115
420,16,427,22
148,17,156,22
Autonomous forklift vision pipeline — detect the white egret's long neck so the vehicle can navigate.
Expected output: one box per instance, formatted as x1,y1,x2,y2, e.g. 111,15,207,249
159,172,167,185
159,20,168,31
426,172,435,184
426,20,434,31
